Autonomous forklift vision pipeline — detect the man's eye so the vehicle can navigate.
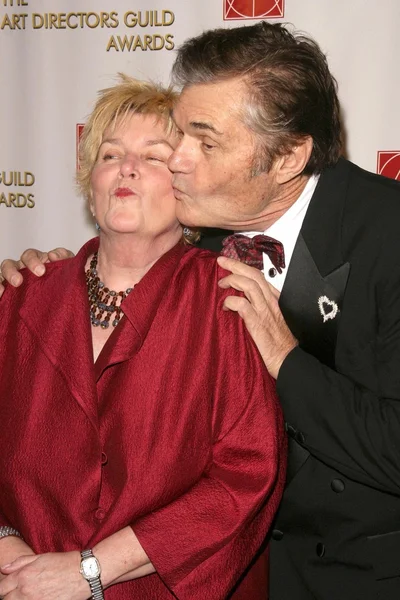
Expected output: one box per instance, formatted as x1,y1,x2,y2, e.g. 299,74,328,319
202,143,215,151
147,156,165,163
103,153,118,161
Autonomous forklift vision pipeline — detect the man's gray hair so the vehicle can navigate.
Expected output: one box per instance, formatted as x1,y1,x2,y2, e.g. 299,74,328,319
172,22,342,175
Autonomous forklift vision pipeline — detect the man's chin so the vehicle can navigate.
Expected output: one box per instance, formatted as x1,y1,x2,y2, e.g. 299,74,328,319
176,204,197,227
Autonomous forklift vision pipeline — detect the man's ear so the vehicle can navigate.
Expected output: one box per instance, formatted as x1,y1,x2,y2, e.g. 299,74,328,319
275,136,313,184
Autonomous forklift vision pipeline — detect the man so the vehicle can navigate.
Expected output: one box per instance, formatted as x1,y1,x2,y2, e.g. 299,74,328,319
2,21,400,599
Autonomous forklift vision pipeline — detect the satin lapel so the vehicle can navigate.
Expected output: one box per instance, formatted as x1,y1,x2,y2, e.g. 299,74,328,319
280,159,351,369
18,239,99,432
94,242,188,381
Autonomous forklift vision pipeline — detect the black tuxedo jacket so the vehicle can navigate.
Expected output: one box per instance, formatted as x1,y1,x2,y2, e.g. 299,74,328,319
200,158,400,599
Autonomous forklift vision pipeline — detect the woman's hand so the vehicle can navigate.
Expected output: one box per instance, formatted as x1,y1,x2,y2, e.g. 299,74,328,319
0,537,35,585
0,551,89,600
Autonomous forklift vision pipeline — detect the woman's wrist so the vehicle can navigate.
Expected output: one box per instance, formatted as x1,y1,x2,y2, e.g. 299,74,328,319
92,527,152,588
0,535,35,580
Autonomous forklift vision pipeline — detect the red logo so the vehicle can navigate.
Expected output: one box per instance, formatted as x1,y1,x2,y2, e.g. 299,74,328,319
224,0,284,20
377,151,400,182
76,124,85,170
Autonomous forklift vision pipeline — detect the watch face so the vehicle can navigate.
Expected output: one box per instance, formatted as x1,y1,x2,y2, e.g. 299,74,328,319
82,556,100,579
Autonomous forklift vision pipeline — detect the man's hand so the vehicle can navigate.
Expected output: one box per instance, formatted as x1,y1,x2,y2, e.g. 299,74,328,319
0,551,88,599
217,255,298,379
0,248,74,298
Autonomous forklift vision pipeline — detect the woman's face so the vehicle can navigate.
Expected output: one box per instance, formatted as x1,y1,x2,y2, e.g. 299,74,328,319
90,113,181,242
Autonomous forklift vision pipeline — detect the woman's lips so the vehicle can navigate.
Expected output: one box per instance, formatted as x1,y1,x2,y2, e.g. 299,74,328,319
114,187,135,198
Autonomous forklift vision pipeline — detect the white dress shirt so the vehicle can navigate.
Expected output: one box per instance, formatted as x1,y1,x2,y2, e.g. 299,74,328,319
243,175,319,291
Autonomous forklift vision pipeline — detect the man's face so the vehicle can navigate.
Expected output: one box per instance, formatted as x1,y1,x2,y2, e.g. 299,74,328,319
168,78,279,230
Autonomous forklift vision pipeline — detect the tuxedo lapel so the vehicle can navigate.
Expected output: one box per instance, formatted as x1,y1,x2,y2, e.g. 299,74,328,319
18,239,99,431
280,159,351,369
280,234,350,369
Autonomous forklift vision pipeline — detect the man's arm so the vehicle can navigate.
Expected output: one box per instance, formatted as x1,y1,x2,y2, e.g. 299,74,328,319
0,248,74,297
217,255,400,497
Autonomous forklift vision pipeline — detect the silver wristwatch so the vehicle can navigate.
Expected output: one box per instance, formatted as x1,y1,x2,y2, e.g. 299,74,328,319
80,549,104,600
0,526,23,540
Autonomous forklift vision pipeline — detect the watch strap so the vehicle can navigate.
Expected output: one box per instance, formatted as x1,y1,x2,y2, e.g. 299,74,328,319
80,548,104,600
0,526,23,540
88,576,104,600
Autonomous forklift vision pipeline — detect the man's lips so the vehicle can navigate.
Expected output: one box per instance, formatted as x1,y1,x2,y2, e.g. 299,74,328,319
114,187,135,198
172,186,186,198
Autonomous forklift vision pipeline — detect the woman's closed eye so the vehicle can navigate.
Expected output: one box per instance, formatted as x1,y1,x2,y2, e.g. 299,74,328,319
146,153,170,164
102,152,120,161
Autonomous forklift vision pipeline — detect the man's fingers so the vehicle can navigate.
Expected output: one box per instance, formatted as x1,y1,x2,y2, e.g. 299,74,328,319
219,272,280,317
217,255,280,295
218,273,267,308
47,247,75,261
19,248,49,275
0,259,25,286
217,255,266,281
222,295,256,321
0,247,75,294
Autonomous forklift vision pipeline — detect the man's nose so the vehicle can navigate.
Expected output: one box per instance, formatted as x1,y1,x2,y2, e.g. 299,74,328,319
168,140,195,174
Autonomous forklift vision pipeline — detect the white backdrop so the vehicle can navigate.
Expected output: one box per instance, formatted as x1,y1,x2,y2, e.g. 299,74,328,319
1,0,399,257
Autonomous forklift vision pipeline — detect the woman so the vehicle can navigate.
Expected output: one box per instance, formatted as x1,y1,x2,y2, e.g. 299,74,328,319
0,75,286,600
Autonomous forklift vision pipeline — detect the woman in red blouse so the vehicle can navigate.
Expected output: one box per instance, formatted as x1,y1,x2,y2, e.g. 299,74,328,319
0,75,286,600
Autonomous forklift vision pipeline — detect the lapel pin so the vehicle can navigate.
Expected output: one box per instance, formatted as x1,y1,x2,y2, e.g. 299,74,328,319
318,295,339,323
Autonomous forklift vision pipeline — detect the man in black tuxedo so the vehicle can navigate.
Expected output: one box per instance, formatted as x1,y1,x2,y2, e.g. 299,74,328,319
1,21,400,600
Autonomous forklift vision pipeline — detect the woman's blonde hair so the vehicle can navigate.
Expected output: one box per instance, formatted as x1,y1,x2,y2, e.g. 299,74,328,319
77,73,200,244
77,73,177,200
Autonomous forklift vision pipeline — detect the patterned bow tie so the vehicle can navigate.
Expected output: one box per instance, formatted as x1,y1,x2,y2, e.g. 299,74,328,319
221,234,285,272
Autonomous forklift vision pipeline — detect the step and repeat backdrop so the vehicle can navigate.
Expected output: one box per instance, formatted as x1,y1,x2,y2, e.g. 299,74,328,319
1,0,399,257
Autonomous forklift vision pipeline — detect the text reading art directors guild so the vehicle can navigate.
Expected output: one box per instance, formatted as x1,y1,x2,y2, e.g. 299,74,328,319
0,171,35,208
0,8,176,52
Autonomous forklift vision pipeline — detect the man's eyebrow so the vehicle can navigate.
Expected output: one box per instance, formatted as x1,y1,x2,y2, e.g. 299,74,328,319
189,121,223,136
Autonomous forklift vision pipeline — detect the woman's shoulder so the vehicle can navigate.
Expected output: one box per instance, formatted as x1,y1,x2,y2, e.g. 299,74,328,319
1,238,96,304
176,244,243,301
179,245,221,277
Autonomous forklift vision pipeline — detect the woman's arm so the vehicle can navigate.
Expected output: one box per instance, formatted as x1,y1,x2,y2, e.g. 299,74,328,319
0,528,152,599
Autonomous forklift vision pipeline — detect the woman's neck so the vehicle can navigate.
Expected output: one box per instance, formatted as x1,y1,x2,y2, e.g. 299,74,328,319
94,230,181,291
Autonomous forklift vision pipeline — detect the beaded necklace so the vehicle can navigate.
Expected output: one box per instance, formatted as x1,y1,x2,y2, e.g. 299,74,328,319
86,252,133,329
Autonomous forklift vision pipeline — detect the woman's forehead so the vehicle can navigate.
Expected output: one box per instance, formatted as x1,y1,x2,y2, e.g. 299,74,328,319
103,112,175,143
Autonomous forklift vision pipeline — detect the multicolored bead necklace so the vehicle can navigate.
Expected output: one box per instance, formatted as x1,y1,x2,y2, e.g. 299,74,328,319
86,252,133,329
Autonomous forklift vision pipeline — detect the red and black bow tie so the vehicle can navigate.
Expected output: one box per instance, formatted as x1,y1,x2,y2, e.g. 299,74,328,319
221,233,285,272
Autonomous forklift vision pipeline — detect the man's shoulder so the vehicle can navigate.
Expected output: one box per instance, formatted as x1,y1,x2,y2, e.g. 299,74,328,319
316,158,400,226
327,157,400,202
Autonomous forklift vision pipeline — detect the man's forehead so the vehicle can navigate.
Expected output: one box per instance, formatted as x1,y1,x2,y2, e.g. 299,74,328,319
173,80,245,129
